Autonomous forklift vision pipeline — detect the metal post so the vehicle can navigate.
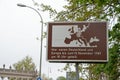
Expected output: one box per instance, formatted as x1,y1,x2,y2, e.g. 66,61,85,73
75,63,79,80
17,3,43,78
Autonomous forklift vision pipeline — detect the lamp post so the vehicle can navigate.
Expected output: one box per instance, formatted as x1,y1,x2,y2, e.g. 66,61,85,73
17,3,43,78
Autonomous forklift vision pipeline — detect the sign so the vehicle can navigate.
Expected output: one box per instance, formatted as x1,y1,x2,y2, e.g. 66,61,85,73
47,22,108,62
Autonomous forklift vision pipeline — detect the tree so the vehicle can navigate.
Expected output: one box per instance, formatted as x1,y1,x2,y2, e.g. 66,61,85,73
13,56,53,80
104,21,120,79
40,0,120,22
9,56,37,80
90,21,120,80
13,56,36,71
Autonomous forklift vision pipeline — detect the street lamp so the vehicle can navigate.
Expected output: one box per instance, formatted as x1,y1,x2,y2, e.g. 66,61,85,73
17,3,43,78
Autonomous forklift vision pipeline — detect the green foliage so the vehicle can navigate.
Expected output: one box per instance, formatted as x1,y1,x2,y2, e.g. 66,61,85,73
39,0,120,79
41,4,57,18
91,20,120,80
108,22,120,80
109,23,120,43
41,0,120,21
13,56,36,71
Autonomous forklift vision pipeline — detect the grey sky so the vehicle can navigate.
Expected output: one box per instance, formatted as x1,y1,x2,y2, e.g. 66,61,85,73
0,0,67,79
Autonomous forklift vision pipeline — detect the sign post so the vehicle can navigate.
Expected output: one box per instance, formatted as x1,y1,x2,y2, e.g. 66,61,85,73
76,63,79,80
47,21,108,80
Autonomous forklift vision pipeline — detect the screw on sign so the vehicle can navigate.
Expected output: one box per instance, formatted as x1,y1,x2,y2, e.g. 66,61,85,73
37,77,42,80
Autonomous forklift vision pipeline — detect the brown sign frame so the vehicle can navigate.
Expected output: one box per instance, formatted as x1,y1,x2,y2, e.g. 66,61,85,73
47,21,108,63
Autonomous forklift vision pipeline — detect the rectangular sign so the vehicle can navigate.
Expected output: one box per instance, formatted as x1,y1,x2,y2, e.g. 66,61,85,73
47,22,108,62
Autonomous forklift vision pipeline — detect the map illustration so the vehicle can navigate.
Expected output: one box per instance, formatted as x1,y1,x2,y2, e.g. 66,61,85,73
64,25,100,47
52,24,100,47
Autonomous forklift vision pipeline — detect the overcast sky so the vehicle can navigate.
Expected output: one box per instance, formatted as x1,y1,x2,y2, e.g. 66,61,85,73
0,0,68,79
